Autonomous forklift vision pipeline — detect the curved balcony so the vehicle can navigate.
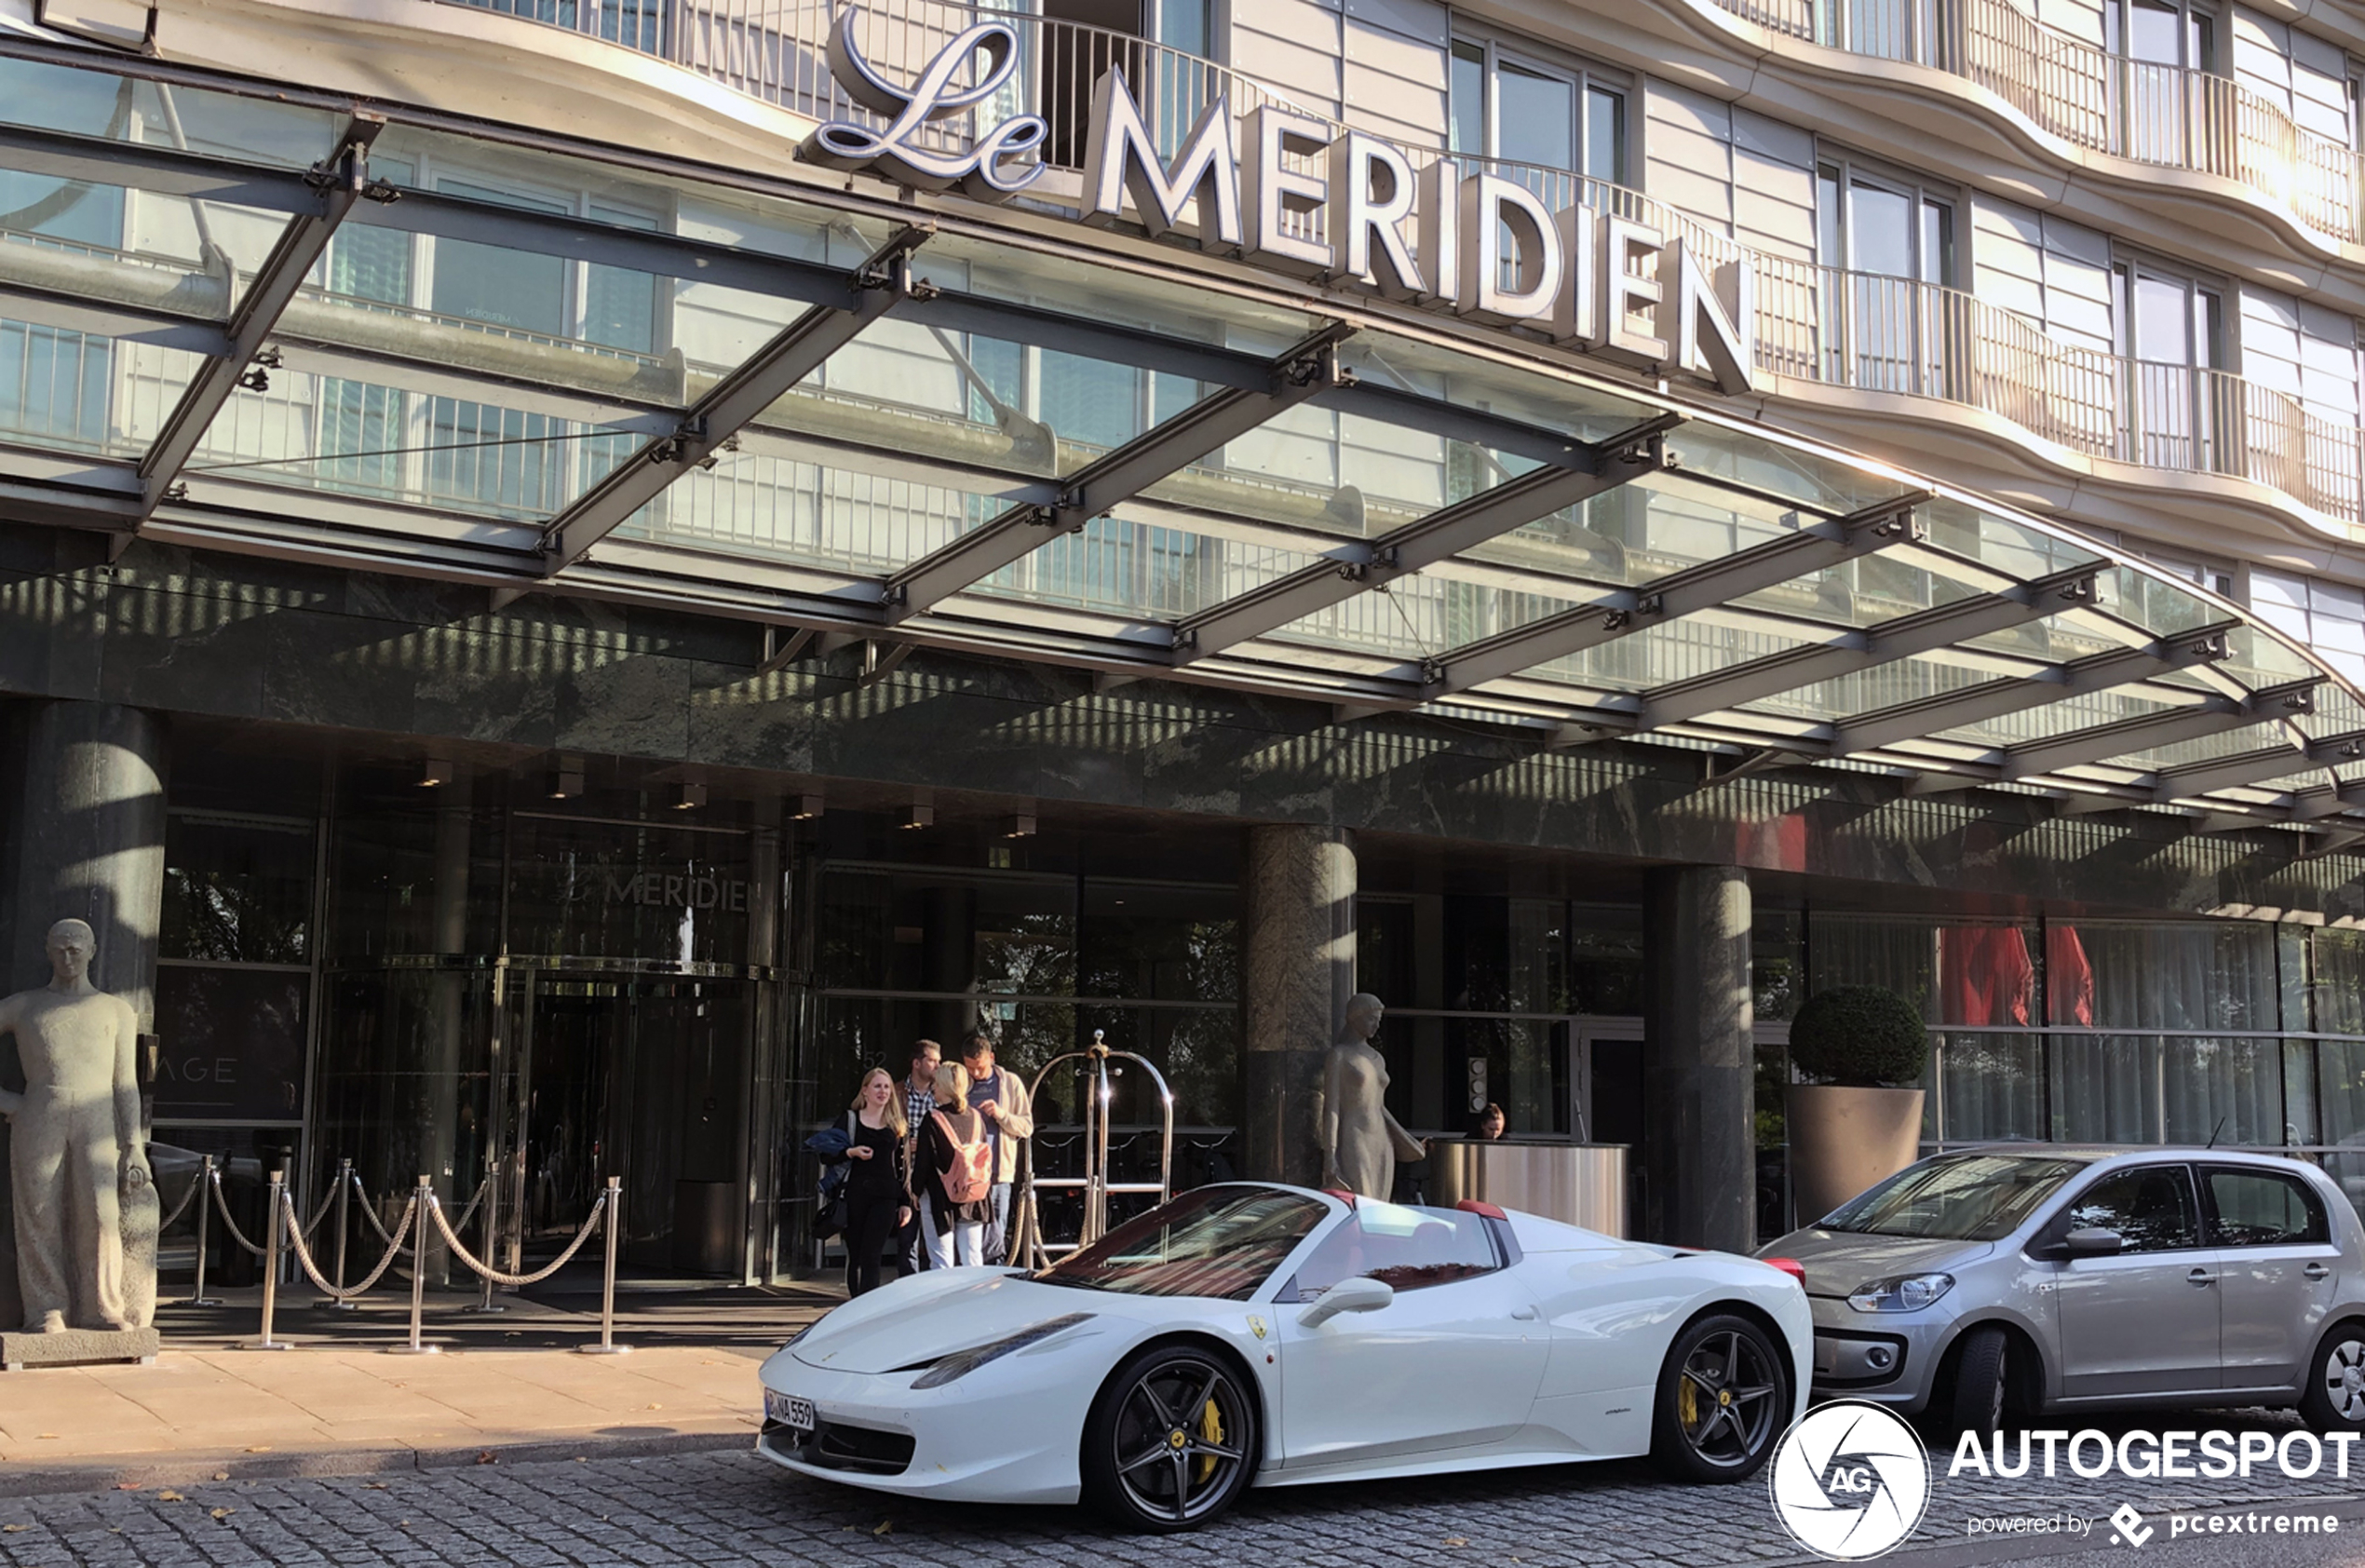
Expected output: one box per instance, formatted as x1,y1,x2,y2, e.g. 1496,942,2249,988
1701,0,2365,250
425,0,2365,540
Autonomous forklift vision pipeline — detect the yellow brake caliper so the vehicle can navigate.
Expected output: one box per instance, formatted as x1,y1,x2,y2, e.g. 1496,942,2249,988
1677,1374,1698,1434
1196,1397,1223,1483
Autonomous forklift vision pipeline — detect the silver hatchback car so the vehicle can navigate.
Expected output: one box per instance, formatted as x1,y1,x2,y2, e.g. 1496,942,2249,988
1760,1147,2365,1433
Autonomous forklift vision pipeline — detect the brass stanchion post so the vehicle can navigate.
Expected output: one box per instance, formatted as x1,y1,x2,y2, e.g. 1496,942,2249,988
243,1174,293,1350
386,1179,439,1356
578,1177,630,1356
188,1155,223,1307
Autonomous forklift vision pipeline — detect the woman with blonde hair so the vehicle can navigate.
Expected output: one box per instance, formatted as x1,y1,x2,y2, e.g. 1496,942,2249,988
919,1060,993,1266
836,1066,914,1296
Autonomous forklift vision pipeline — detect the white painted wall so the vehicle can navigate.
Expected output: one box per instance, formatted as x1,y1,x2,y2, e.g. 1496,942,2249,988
1342,0,1449,147
1641,82,1817,260
1969,196,2114,355
1232,0,1345,120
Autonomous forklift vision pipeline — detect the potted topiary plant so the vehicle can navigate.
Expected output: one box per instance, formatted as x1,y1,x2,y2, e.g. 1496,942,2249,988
1785,985,1929,1224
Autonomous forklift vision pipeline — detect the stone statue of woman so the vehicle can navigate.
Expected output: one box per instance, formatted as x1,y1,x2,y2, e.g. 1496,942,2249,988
1315,993,1424,1200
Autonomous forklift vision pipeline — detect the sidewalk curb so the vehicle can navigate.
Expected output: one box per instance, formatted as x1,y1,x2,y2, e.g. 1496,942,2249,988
0,1427,758,1498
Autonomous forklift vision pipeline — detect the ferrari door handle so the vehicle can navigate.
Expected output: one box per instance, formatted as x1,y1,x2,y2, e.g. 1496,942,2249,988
2306,1263,2331,1280
1509,1305,1540,1321
2187,1268,2216,1286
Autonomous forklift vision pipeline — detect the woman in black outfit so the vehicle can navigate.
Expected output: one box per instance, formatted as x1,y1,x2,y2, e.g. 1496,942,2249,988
837,1067,914,1297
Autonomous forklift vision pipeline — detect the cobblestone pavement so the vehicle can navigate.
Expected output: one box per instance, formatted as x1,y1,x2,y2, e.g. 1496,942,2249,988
1,1410,2361,1567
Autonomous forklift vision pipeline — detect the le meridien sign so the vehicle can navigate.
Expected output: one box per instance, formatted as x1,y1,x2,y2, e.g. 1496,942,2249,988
804,9,1756,394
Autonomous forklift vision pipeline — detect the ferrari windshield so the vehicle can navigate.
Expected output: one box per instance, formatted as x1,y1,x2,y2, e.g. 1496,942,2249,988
1036,1186,1330,1300
1820,1154,2088,1240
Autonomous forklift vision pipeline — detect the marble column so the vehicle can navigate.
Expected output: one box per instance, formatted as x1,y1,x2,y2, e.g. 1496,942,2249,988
0,700,168,1331
1642,864,1754,1253
1240,824,1356,1186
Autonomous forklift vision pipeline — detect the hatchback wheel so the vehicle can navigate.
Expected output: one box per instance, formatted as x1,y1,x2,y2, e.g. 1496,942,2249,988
2302,1323,2365,1433
1950,1325,2017,1440
1082,1344,1258,1531
1650,1313,1789,1483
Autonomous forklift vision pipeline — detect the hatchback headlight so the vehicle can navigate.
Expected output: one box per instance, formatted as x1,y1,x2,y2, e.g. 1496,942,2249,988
1847,1273,1954,1313
909,1314,1094,1389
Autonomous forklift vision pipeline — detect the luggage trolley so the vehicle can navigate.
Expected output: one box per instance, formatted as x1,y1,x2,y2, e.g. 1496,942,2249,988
1021,1030,1175,1267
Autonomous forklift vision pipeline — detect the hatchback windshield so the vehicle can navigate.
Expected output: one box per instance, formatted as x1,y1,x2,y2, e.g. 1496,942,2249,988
1036,1185,1330,1300
1820,1154,2088,1240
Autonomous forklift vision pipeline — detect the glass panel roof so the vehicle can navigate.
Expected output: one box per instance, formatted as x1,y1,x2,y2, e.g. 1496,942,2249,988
0,46,2355,826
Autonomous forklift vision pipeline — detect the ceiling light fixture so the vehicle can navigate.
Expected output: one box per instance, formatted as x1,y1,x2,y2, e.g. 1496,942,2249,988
419,759,453,789
1002,813,1037,839
671,782,708,811
899,804,935,831
547,765,585,800
790,792,825,820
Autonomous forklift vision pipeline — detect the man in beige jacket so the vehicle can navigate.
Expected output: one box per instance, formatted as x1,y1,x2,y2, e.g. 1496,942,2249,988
960,1031,1033,1264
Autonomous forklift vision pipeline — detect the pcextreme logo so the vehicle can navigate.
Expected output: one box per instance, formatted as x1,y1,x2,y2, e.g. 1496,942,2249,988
1768,1401,1933,1561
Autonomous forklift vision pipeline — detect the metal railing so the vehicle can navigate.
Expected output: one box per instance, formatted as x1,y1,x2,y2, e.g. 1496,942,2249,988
376,3,2365,533
1714,0,2365,246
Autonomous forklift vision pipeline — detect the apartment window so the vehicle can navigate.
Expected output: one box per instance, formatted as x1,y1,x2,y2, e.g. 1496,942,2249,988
1815,157,1956,394
1449,39,1628,187
2112,258,2229,470
1042,0,1218,166
2105,0,2218,72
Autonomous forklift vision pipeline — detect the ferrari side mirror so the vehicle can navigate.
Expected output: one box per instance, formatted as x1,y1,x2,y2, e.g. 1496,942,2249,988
1297,1275,1394,1329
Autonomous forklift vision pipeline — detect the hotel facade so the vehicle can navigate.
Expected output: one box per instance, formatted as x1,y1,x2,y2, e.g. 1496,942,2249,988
4,0,2365,1282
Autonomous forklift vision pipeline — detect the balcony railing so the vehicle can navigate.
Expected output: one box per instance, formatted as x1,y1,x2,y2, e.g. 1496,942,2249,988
1719,0,2365,247
429,0,2365,533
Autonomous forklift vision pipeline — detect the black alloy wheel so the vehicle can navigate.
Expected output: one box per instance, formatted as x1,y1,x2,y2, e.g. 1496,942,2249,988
2302,1322,2365,1433
1082,1344,1258,1531
1651,1313,1788,1483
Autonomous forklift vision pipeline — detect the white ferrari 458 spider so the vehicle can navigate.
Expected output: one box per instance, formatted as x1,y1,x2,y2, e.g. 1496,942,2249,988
755,1183,1811,1530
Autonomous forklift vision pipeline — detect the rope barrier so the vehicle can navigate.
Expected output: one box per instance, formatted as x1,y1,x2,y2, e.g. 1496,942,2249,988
279,1188,418,1300
207,1167,269,1257
155,1169,202,1232
449,1171,491,1236
426,1190,608,1289
352,1174,404,1249
298,1179,341,1241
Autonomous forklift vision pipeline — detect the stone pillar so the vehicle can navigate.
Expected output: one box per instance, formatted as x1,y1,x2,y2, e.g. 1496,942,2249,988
1241,824,1355,1186
1642,864,1754,1253
0,700,168,1331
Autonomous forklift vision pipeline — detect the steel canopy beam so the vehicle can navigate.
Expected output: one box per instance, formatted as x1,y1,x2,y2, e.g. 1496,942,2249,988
135,115,384,518
1629,564,2101,733
1426,487,1938,701
885,323,1356,621
1171,413,1683,665
1829,621,2243,761
540,226,933,574
2151,724,2365,801
1994,678,2321,783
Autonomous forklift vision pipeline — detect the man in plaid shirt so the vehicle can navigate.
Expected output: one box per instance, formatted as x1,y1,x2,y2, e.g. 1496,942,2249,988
899,1038,942,1276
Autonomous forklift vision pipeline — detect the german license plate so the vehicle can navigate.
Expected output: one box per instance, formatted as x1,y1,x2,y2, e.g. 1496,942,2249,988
764,1390,815,1432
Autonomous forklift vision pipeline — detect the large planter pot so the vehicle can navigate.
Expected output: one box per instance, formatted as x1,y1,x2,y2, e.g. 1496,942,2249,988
1787,1085,1926,1225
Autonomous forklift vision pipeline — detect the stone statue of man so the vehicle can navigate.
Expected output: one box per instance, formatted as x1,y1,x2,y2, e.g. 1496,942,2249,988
0,919,151,1333
1315,993,1425,1201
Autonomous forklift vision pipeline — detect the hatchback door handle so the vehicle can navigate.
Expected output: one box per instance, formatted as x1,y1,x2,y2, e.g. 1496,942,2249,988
2306,1263,2331,1280
1510,1304,1540,1321
2188,1268,2216,1286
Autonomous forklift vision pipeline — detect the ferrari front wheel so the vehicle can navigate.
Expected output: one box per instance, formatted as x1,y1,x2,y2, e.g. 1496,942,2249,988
1649,1312,1789,1484
1082,1343,1259,1532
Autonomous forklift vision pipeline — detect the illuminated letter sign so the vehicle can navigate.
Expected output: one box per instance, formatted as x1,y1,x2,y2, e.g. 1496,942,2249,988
1081,70,1242,250
803,9,1047,198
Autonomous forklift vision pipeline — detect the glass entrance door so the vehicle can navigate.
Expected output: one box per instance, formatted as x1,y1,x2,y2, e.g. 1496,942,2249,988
499,971,752,1277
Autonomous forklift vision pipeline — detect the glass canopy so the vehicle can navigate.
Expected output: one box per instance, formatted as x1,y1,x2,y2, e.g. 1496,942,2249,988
0,51,2358,839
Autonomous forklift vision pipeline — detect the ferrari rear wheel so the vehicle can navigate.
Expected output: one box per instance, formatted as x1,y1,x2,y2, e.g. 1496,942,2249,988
1649,1313,1788,1484
1082,1344,1258,1532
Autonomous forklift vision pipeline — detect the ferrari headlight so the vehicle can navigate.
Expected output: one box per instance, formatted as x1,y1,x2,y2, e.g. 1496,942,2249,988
1846,1273,1954,1313
909,1313,1094,1389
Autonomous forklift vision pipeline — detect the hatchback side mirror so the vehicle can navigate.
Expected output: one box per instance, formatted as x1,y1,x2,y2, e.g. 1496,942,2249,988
1298,1275,1395,1329
2054,1226,2124,1260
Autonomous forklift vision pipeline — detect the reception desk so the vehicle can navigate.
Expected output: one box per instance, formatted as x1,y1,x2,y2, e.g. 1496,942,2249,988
1428,1140,1628,1237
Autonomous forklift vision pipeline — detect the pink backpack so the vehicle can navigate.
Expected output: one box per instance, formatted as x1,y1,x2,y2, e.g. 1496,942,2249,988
933,1110,993,1205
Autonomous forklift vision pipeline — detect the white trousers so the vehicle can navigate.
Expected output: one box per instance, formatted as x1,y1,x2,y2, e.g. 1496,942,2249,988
921,1194,985,1268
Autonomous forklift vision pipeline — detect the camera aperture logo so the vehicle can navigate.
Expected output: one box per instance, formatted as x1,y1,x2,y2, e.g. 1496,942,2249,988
1769,1401,1933,1560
